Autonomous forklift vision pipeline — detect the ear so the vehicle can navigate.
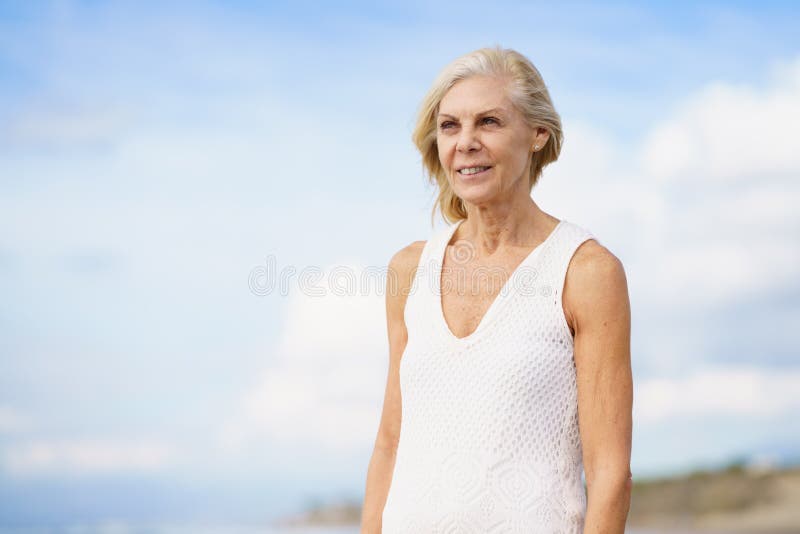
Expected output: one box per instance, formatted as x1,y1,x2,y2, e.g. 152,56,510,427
534,127,550,150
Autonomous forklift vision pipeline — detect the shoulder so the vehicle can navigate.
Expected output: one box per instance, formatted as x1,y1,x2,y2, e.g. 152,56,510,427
386,239,427,301
389,240,426,273
570,238,626,286
564,237,629,332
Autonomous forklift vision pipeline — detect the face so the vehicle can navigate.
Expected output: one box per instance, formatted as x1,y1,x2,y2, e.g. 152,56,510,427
436,75,546,205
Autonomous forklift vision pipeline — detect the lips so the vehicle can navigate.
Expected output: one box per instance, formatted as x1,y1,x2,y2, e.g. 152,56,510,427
457,166,492,177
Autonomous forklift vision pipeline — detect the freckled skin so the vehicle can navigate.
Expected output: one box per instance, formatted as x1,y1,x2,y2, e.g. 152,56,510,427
435,75,554,338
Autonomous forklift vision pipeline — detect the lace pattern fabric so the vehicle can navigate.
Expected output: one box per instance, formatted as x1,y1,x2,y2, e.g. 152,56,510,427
382,219,597,534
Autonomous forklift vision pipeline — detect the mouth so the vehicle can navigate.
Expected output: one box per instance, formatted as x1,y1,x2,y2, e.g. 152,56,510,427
457,165,492,178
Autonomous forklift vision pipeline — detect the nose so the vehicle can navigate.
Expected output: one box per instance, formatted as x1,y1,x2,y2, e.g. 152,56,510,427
456,125,481,153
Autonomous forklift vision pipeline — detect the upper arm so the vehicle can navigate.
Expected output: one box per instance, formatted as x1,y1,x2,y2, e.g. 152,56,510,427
372,239,425,452
564,240,633,488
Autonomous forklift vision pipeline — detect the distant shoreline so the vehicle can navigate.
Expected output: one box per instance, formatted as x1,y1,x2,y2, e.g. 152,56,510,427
278,461,800,533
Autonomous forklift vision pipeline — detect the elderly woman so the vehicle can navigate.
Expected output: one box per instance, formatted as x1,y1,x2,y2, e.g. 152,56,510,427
361,46,632,533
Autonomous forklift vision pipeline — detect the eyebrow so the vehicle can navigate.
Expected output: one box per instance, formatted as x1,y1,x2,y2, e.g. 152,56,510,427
437,107,506,119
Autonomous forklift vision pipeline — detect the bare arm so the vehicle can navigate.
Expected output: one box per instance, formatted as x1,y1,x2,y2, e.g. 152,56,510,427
565,240,633,534
360,240,424,534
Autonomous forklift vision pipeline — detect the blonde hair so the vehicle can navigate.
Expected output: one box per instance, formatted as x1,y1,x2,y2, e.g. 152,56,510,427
411,45,564,225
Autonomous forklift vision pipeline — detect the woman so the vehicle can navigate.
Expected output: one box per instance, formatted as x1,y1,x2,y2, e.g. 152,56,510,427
361,46,632,533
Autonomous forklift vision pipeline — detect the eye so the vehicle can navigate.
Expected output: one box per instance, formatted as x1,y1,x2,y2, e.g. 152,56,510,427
482,117,499,125
439,121,455,130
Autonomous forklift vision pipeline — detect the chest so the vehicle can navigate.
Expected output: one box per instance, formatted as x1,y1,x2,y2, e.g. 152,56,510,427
439,247,537,340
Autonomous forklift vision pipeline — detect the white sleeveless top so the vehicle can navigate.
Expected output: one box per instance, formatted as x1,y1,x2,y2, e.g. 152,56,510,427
382,218,597,534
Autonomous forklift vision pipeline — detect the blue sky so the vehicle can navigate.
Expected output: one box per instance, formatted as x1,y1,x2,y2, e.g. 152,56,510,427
1,0,799,528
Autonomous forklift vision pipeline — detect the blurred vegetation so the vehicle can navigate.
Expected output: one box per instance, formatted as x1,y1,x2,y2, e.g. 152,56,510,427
629,459,800,532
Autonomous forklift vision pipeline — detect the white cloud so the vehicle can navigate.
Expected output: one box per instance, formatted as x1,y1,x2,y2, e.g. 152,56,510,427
2,437,175,477
219,262,389,455
634,365,800,422
539,54,800,315
640,56,800,183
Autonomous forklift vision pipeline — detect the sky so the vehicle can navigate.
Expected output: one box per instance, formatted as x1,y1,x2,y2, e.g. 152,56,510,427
1,0,799,528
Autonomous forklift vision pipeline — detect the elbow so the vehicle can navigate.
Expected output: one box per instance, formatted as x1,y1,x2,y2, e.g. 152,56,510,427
586,467,633,497
374,434,400,454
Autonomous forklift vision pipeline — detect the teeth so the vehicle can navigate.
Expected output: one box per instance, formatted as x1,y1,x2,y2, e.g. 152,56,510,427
459,166,490,175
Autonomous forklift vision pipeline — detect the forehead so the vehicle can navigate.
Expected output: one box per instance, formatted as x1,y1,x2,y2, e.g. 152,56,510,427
438,75,513,117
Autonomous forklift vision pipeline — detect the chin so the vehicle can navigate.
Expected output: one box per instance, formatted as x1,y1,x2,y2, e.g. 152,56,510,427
457,191,497,207
454,182,497,204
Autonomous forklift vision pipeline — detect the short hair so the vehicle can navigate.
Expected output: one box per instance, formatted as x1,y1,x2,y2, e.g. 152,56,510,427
411,45,564,225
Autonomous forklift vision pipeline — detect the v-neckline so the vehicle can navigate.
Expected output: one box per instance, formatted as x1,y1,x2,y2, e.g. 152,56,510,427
437,218,565,344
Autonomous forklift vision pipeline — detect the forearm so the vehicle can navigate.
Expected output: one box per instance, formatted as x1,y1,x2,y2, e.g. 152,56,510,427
360,444,397,534
583,473,632,534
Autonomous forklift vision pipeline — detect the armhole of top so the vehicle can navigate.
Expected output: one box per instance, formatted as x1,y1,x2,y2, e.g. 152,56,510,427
402,235,434,332
555,233,598,344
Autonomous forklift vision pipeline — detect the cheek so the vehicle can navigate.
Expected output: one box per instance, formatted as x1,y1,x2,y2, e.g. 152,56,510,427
437,140,454,163
504,143,531,168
